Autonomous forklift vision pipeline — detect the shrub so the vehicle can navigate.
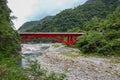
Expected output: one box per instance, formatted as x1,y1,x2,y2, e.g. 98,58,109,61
98,38,120,55
75,31,107,54
81,42,98,53
110,38,120,53
104,30,120,41
25,60,66,80
0,61,29,80
0,58,66,80
98,44,113,55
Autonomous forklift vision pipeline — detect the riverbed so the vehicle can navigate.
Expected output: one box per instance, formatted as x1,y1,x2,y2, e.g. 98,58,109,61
21,43,120,80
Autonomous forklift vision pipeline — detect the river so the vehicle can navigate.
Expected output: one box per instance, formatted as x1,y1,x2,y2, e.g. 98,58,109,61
21,43,120,80
21,44,51,67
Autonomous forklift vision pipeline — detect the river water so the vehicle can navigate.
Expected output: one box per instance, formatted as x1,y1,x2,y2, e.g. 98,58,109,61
21,43,120,80
21,44,51,67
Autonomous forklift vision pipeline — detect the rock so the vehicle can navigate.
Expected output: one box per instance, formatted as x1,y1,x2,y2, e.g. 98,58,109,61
21,43,120,80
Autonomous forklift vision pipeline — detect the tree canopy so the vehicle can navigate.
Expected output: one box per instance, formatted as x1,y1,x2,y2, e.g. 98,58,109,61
18,0,120,55
0,0,20,58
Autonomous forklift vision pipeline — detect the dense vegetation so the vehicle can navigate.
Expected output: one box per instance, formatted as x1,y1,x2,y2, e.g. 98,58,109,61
19,0,120,32
18,21,39,32
0,0,20,59
0,0,66,80
0,0,23,79
72,7,120,55
19,0,120,56
18,16,53,32
1,0,118,79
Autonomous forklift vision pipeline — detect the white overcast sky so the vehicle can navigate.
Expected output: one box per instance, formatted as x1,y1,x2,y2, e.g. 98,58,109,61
7,0,87,29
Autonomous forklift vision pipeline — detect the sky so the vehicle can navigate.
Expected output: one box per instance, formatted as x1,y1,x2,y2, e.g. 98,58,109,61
8,0,87,30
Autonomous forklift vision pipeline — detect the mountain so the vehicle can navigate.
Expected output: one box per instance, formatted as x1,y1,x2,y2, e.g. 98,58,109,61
74,7,120,55
40,16,53,22
18,21,39,31
85,0,96,4
18,16,53,31
18,0,120,32
18,0,120,55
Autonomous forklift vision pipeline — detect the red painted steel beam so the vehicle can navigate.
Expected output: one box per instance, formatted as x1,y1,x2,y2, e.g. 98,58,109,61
19,32,83,36
19,32,84,46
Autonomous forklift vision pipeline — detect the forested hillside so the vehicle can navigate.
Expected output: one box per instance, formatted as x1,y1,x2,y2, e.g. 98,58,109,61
18,21,39,32
19,0,120,32
0,1,66,79
72,7,120,55
2,0,120,79
18,16,53,32
18,0,120,55
0,0,20,58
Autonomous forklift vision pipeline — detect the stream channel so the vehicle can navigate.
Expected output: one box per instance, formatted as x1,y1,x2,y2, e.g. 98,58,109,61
20,43,120,80
21,44,51,68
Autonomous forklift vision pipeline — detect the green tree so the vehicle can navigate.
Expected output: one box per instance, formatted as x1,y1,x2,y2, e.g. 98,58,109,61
0,0,20,58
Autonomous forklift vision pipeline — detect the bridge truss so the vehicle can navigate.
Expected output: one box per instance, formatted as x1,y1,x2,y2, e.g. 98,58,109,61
19,32,84,46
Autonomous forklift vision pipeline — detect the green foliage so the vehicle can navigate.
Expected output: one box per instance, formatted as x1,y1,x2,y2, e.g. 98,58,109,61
19,0,120,32
0,57,29,80
68,27,82,32
83,16,102,31
0,0,20,58
0,58,66,80
0,65,29,80
18,0,120,56
109,39,120,52
0,0,27,79
104,30,120,41
75,31,107,53
19,16,53,32
97,39,120,55
18,21,40,32
24,60,66,80
100,7,120,31
97,44,113,55
74,7,120,55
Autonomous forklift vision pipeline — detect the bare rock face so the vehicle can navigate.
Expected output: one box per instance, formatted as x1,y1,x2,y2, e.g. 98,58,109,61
21,43,120,80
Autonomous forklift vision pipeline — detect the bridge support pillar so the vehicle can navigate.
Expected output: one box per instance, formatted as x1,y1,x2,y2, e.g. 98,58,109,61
66,36,77,46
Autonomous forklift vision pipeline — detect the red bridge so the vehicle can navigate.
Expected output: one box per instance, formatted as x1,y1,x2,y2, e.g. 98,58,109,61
19,32,84,46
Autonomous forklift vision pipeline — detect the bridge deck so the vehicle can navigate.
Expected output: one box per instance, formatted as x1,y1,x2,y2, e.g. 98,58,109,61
19,32,84,36
19,32,84,34
19,32,84,46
